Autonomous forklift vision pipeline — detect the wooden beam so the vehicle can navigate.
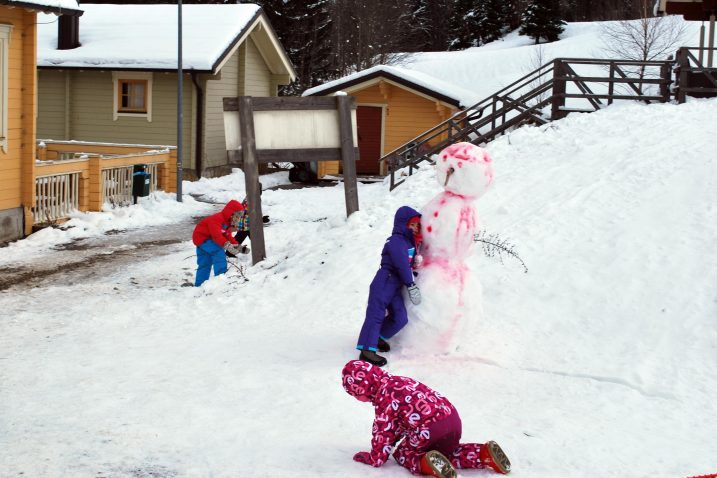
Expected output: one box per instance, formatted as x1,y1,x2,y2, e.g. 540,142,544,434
238,97,266,265
337,96,359,217
226,147,360,164
224,96,353,112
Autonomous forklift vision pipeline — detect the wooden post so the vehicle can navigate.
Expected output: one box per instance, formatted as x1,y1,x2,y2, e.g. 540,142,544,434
659,61,670,102
89,156,102,211
608,62,615,105
79,170,90,212
677,48,688,104
337,95,359,217
238,96,266,265
551,59,566,120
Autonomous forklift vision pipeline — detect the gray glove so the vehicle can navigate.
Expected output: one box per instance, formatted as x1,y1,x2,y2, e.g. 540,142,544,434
223,242,241,257
239,245,250,255
407,283,421,305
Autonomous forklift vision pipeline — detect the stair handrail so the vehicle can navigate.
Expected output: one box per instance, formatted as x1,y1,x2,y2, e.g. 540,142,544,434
381,60,556,171
382,57,676,190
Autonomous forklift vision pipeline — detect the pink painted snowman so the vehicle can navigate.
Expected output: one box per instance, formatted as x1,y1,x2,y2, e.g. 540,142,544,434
399,142,494,354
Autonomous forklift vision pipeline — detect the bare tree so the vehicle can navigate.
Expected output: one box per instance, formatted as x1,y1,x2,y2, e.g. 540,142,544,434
600,0,686,92
526,43,553,108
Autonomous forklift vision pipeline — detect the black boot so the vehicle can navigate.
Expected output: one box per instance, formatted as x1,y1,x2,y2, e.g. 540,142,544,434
359,350,387,367
377,337,391,353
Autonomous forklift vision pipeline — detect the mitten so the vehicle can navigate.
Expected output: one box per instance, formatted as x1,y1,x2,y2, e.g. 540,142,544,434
353,451,371,465
223,242,240,257
240,245,250,255
407,283,421,305
413,254,424,268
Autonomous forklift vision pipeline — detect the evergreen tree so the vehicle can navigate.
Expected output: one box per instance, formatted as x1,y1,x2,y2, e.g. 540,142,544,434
476,0,509,44
249,1,333,95
284,0,333,95
519,0,566,44
449,0,481,50
407,0,455,51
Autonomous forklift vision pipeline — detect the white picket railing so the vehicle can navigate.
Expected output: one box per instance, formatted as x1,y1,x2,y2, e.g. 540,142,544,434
146,163,160,192
33,172,80,224
102,163,161,206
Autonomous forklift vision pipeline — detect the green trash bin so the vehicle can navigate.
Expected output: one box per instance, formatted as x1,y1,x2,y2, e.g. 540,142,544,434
132,164,151,203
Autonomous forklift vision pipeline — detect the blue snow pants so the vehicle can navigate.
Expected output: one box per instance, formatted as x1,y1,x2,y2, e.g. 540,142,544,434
195,239,228,287
356,268,408,351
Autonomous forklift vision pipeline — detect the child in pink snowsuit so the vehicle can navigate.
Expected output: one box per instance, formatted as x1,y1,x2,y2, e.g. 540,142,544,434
341,360,511,477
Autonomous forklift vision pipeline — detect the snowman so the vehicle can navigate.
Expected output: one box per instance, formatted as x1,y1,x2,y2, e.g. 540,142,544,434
399,142,494,355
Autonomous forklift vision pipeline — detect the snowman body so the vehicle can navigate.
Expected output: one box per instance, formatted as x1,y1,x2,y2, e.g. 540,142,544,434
399,142,493,355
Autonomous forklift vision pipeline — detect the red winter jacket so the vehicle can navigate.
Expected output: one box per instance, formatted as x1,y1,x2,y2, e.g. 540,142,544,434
341,360,455,467
192,200,244,247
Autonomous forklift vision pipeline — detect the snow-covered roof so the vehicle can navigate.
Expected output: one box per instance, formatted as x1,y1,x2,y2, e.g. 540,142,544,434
2,0,81,15
37,4,290,73
304,19,703,110
303,64,479,108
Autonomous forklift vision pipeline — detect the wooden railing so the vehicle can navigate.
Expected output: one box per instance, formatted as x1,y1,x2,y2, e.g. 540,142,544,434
33,172,81,224
32,141,177,226
382,57,673,190
675,46,717,103
102,162,162,206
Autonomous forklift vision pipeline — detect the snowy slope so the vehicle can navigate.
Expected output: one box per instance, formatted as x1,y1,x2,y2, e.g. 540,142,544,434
406,20,705,105
1,97,715,478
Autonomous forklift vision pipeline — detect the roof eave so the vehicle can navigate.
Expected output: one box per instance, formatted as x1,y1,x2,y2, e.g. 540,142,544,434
37,65,213,73
306,69,461,108
0,0,82,16
210,9,296,80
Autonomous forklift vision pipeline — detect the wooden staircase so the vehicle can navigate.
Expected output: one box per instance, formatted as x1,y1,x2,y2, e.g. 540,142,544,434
382,57,675,190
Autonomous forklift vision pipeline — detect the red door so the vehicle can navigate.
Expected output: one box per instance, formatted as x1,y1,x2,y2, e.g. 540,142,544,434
356,106,382,175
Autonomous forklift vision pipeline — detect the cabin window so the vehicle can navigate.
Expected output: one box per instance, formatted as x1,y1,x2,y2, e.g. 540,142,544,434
0,23,13,153
112,72,153,122
118,80,147,113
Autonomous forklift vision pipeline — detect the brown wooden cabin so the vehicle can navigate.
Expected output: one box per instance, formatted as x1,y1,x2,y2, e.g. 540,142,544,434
304,67,465,178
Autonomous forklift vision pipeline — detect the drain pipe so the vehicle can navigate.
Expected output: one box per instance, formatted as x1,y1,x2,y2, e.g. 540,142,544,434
191,72,204,178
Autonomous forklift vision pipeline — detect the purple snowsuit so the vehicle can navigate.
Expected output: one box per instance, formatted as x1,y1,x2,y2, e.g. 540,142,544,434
357,206,421,351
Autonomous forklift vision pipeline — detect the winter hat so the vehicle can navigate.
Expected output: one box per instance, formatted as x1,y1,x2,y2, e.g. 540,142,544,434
341,360,388,401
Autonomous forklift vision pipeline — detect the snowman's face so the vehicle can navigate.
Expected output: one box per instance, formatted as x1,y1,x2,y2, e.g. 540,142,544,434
435,142,493,198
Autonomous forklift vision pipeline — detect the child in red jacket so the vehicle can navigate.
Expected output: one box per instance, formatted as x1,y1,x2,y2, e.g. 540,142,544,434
342,360,511,477
192,199,248,286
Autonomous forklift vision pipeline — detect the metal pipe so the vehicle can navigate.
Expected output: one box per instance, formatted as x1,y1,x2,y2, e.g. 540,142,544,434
176,0,183,202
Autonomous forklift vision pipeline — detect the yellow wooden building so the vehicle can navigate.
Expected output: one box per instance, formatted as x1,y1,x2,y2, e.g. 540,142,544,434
0,0,82,243
303,65,469,177
0,1,185,244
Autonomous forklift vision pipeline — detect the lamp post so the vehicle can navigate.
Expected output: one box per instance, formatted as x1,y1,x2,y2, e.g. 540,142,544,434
176,0,183,201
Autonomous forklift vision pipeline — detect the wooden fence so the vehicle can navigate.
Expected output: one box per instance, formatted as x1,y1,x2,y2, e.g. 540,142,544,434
101,162,161,206
675,46,717,102
33,171,81,224
32,141,177,227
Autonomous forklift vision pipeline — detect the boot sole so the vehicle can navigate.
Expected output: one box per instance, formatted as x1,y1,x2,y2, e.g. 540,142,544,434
425,450,457,478
486,441,511,474
358,351,387,367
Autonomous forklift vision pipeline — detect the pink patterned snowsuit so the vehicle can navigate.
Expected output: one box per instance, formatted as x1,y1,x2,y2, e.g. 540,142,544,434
341,360,489,474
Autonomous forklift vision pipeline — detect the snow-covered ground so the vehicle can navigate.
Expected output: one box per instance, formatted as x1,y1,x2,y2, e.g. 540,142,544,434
2,20,717,478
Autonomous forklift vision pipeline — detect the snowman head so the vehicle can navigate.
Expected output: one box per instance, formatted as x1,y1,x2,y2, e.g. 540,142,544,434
435,142,493,198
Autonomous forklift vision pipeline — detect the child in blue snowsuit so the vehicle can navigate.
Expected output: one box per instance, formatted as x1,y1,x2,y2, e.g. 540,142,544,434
356,206,422,366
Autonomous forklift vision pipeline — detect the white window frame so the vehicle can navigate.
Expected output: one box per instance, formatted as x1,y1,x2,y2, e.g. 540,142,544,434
112,71,153,122
0,23,13,153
